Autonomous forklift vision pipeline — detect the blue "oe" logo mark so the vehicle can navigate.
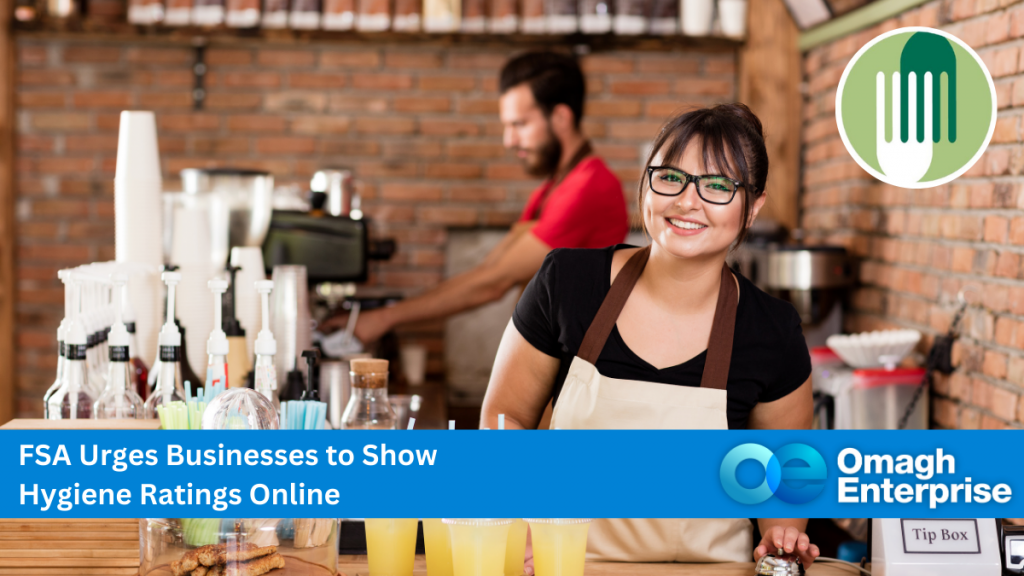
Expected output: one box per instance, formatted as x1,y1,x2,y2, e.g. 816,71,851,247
719,443,827,505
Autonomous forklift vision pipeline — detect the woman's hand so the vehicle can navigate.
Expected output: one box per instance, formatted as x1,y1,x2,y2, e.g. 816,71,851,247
754,524,820,568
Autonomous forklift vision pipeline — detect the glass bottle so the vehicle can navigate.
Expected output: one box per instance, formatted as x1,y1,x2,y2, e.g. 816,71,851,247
94,275,144,419
126,321,149,401
43,269,72,418
47,278,93,420
95,347,144,419
341,358,395,430
144,272,186,418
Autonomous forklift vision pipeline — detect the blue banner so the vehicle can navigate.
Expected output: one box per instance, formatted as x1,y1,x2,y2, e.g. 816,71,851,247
1,430,1019,518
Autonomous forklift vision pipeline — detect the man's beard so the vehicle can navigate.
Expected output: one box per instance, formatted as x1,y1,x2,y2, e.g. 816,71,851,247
519,127,562,178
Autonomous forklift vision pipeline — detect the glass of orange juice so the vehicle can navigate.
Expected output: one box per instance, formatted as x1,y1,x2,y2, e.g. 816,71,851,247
423,518,454,576
504,519,528,576
365,518,418,576
443,518,513,576
524,519,592,576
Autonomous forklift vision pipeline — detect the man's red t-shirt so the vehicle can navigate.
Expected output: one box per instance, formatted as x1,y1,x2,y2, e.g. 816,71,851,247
518,156,629,250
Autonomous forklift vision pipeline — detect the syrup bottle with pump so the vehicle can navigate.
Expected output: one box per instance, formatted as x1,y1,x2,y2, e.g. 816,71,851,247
144,271,186,418
205,279,230,392
224,266,250,388
42,269,71,418
93,274,144,419
47,276,93,419
253,280,279,411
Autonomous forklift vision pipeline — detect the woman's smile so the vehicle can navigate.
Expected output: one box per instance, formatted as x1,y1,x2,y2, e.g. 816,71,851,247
666,216,709,235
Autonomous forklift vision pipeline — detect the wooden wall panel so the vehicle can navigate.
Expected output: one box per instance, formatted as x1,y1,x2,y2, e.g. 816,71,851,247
738,0,802,233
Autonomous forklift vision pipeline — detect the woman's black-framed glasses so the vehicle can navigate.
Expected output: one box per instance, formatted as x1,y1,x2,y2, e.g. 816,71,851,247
646,166,745,205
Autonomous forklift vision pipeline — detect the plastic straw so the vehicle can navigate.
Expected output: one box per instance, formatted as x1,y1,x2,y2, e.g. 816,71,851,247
407,417,416,430
498,414,505,430
449,420,455,430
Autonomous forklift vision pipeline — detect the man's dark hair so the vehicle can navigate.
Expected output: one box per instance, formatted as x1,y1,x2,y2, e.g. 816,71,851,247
499,52,586,128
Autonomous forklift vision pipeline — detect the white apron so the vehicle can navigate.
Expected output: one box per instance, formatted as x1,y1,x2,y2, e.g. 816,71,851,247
549,246,753,563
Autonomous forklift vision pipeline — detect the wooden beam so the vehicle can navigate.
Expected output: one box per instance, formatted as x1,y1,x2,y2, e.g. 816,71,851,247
738,0,802,234
0,0,15,424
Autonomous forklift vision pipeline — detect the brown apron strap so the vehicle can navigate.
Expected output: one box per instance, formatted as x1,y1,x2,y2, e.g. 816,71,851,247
576,248,739,391
577,246,650,364
700,263,738,391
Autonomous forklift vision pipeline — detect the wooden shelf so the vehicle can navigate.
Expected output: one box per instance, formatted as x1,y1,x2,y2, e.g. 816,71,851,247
13,19,744,51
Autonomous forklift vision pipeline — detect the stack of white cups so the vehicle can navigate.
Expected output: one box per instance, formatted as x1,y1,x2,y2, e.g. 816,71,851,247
114,111,164,367
170,197,218,376
230,247,267,358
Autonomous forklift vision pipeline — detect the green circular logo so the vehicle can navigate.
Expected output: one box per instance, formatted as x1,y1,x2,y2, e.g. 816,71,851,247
836,27,996,189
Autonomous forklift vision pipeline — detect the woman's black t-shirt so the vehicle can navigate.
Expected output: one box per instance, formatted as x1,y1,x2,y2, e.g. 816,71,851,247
512,245,812,430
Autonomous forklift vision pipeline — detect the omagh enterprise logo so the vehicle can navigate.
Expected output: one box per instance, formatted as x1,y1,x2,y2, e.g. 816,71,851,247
720,443,827,505
836,27,996,189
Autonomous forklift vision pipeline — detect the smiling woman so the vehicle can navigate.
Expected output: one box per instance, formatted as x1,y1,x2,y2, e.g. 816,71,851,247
481,103,819,566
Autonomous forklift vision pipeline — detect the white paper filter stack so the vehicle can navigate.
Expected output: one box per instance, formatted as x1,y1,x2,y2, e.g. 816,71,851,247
230,247,267,358
826,329,922,368
114,111,164,367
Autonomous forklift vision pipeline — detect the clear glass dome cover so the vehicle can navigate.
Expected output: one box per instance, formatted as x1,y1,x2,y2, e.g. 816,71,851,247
201,388,280,430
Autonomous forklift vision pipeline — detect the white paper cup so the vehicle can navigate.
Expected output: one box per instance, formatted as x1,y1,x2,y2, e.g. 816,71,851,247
400,343,428,386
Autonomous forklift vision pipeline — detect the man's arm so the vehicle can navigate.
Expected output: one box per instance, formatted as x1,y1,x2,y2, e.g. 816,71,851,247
323,229,552,343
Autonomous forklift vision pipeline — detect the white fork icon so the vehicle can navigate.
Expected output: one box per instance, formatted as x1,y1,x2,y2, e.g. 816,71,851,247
876,71,933,185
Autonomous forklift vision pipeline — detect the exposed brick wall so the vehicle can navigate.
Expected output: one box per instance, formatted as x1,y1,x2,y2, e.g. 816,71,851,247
14,36,737,417
801,0,1024,429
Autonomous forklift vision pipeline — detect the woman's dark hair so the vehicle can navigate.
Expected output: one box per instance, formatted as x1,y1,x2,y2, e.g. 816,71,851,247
499,52,585,129
640,103,768,246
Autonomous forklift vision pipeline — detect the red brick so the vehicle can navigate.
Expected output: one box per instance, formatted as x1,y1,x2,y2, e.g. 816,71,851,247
206,49,253,66
419,75,476,92
193,137,251,154
322,140,381,156
19,70,74,86
354,117,416,135
581,55,635,74
255,136,317,155
674,78,733,97
220,72,282,89
352,73,413,90
449,53,507,69
17,135,54,152
705,57,736,75
226,115,287,133
395,97,451,113
586,100,642,117
385,52,443,69
417,206,479,225
417,118,477,136
62,46,120,63
484,163,531,181
985,215,1009,243
18,45,48,66
635,58,699,74
608,120,665,139
609,80,670,96
321,50,381,68
1010,217,1024,245
30,113,91,132
19,222,60,238
329,94,388,112
380,183,443,201
984,350,1009,379
258,50,317,67
72,91,133,108
446,142,505,159
288,72,346,89
19,244,91,262
66,222,115,240
995,251,1020,278
424,163,483,179
153,71,193,87
126,47,191,64
449,186,506,202
157,114,221,132
263,92,326,112
290,116,352,135
137,92,192,109
991,386,1020,421
382,141,443,158
18,92,65,108
455,98,498,115
64,135,118,152
30,198,92,217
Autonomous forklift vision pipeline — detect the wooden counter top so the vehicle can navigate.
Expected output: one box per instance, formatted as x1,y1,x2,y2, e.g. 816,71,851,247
337,555,862,575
